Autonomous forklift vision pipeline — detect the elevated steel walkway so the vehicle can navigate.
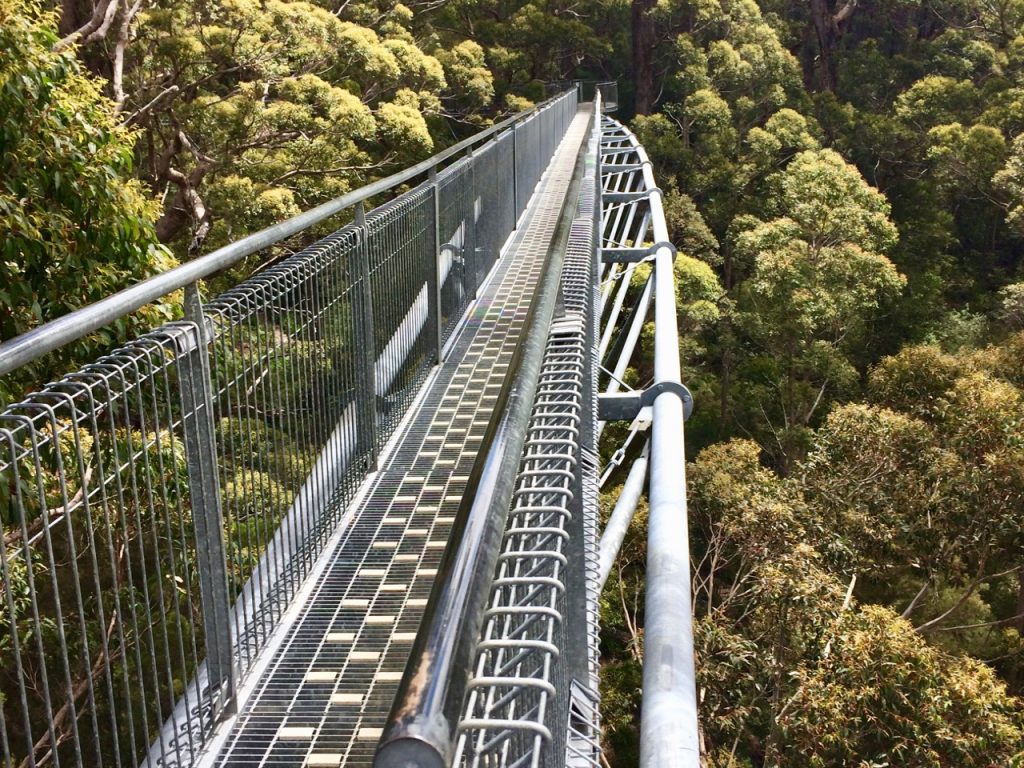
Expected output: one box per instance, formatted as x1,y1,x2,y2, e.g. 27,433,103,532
0,88,699,768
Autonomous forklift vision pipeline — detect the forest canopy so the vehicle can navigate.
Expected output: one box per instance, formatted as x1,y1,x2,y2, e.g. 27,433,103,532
3,0,1024,764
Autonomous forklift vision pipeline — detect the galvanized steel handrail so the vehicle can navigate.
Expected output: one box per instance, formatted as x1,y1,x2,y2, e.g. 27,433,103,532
596,117,701,767
0,92,572,378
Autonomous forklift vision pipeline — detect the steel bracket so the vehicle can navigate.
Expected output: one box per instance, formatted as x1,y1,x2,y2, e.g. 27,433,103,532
600,240,676,264
603,188,662,203
598,381,693,422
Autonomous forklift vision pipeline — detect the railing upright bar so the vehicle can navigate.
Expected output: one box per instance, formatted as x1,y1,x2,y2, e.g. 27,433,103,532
353,202,379,469
428,168,443,364
179,283,236,716
467,146,479,299
597,442,647,591
512,123,520,217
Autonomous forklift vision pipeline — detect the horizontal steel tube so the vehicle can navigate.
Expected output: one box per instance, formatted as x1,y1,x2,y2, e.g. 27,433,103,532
0,91,575,378
630,128,701,768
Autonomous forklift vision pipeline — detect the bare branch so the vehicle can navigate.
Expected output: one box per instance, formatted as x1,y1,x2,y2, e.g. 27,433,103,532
900,579,931,619
124,85,180,125
916,564,1022,633
111,0,143,110
56,0,119,51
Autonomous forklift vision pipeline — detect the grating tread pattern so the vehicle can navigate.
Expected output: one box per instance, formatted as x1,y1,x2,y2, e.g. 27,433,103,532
206,109,593,768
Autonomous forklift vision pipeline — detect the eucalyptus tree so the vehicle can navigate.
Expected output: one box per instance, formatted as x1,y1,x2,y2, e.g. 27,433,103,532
732,148,905,467
0,0,171,404
54,0,495,260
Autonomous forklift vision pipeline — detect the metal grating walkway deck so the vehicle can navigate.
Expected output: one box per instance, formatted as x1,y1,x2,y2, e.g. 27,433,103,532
204,108,593,768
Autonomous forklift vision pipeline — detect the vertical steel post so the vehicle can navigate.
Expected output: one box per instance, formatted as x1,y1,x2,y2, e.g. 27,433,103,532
180,282,236,716
353,202,379,468
467,146,480,299
512,123,520,222
428,167,443,364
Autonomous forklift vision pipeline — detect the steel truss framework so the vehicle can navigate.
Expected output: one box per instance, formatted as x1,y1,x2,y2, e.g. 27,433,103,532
593,114,701,768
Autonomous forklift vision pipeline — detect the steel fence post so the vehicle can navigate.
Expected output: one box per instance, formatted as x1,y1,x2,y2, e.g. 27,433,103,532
428,167,443,363
353,202,379,467
512,122,520,221
467,146,480,299
180,282,236,717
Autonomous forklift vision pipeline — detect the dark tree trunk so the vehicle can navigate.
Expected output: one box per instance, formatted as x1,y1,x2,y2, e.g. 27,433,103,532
632,0,656,114
1016,569,1024,635
807,0,859,92
809,0,840,92
59,0,90,36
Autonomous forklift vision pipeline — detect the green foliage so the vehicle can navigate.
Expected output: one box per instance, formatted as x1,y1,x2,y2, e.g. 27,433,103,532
999,281,1024,330
733,149,904,465
662,185,721,265
0,0,172,404
436,41,495,114
780,605,1024,766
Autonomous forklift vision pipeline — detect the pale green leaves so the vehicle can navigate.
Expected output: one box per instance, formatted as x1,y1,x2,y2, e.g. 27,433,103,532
0,0,170,401
895,75,978,128
774,149,897,251
376,99,433,157
994,133,1024,233
926,122,1007,197
780,605,1024,766
737,149,903,345
435,41,495,112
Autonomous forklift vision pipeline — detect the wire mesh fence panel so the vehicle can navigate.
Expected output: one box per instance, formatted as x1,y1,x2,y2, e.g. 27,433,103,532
0,326,217,768
596,82,618,111
472,135,516,290
205,225,367,673
438,156,477,346
515,117,541,220
365,183,438,449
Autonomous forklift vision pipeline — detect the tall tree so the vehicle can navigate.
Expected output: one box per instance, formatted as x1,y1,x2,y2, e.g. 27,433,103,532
0,0,170,404
807,0,859,91
632,0,657,113
734,148,904,467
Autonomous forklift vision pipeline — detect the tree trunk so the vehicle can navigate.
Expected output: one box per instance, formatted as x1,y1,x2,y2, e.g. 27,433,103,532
1016,568,1024,635
808,0,839,92
632,0,656,114
59,0,90,36
155,180,211,255
807,0,858,92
